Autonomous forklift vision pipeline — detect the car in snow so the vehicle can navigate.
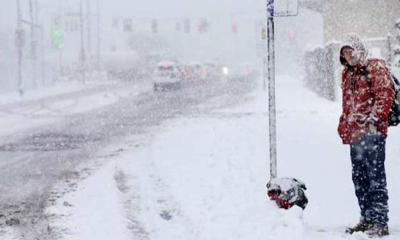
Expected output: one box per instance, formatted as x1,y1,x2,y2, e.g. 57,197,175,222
103,51,144,81
153,61,182,91
178,62,208,81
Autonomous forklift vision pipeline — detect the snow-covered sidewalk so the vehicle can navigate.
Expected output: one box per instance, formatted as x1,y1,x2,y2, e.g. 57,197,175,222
46,75,400,240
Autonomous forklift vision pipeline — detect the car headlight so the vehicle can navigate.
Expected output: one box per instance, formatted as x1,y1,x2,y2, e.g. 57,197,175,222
222,67,229,75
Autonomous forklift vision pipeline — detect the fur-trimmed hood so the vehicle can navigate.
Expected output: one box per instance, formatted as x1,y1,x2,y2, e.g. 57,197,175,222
339,34,368,66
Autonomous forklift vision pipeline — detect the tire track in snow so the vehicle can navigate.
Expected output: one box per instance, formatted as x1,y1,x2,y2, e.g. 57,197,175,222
115,151,201,240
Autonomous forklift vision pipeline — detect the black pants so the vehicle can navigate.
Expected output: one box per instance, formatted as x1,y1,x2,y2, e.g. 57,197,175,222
350,134,389,227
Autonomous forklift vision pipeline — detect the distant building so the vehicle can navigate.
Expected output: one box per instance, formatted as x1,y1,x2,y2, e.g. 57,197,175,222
301,0,400,43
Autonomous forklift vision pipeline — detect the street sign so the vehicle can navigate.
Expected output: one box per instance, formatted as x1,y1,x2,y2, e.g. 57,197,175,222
269,0,299,17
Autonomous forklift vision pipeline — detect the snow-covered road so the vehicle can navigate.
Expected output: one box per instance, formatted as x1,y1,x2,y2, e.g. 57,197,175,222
0,74,256,239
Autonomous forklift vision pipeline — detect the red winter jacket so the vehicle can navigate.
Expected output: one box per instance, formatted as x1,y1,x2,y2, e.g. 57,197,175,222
338,59,395,144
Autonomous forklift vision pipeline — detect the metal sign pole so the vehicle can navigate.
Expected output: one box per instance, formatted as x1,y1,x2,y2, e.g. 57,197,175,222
267,0,277,179
265,0,308,211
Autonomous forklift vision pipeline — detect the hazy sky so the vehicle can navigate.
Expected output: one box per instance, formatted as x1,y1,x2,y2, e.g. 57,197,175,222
96,0,261,17
0,0,264,28
47,0,262,17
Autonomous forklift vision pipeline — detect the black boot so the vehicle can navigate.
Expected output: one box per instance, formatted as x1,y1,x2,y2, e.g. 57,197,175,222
365,225,389,237
345,221,373,234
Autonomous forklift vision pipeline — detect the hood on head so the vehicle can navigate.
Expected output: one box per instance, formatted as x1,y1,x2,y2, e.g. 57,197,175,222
339,33,368,66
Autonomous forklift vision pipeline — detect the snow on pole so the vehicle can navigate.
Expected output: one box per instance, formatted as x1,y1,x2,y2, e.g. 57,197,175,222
267,0,277,179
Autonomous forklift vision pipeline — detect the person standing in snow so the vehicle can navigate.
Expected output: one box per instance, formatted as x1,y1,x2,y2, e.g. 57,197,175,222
338,34,394,237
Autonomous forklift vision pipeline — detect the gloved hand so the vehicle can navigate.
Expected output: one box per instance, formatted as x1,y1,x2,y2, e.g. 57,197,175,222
366,115,378,134
368,123,377,134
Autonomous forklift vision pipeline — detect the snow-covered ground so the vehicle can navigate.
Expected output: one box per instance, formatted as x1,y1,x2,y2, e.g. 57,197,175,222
40,75,400,239
0,80,151,136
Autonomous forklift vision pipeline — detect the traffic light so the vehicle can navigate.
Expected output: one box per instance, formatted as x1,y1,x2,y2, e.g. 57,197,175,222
176,22,181,32
152,19,158,33
288,30,296,41
51,16,63,49
123,18,132,32
198,19,209,33
232,22,238,34
184,19,191,33
112,18,119,29
51,28,64,49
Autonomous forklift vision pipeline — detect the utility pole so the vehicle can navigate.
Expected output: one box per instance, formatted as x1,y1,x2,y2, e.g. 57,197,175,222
86,0,92,70
79,0,86,83
36,0,45,85
16,0,24,96
96,0,101,69
56,0,64,83
29,0,37,88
